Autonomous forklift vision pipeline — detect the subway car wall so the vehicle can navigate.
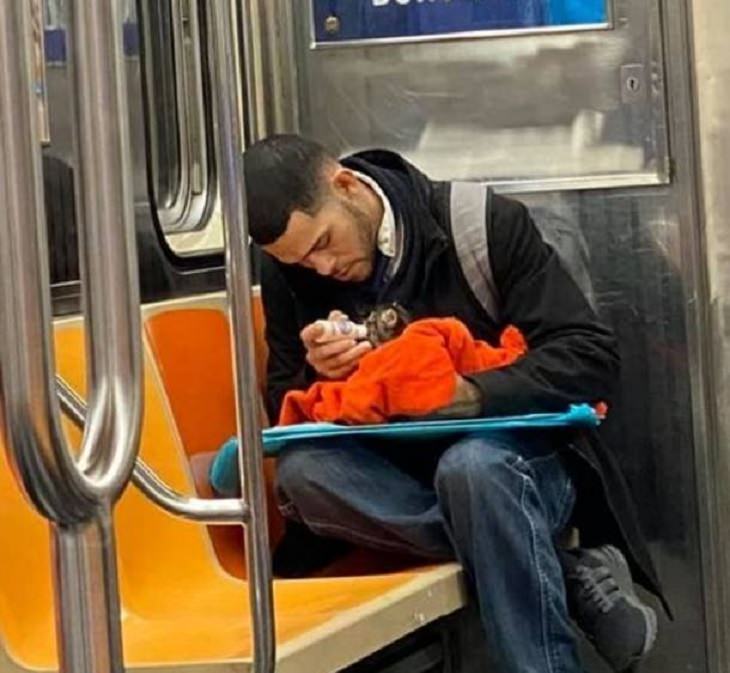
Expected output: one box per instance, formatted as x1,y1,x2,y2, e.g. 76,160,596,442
42,2,227,315
36,1,728,672
237,0,718,671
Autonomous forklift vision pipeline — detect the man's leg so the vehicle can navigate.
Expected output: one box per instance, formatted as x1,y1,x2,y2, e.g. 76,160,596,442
276,433,654,672
434,433,583,673
277,434,582,672
275,438,454,560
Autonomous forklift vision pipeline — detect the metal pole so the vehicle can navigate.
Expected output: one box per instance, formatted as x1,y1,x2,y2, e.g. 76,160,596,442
52,512,125,672
209,2,276,671
0,0,91,527
70,0,143,497
56,376,249,525
53,4,144,667
0,1,143,671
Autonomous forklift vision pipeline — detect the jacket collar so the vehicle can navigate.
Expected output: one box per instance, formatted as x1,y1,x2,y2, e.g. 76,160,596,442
341,150,450,302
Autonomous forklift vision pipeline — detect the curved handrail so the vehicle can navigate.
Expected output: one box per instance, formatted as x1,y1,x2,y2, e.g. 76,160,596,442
0,2,143,671
70,2,143,500
0,2,143,520
56,377,248,525
133,460,248,524
209,2,276,671
0,2,93,525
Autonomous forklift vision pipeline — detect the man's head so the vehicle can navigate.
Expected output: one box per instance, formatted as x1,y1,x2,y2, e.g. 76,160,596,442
244,135,383,283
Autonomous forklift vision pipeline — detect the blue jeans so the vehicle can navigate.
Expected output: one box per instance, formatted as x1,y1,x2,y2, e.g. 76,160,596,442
276,432,582,673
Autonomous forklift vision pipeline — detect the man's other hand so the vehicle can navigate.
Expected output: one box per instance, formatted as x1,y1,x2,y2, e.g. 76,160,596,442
300,310,372,380
430,375,483,419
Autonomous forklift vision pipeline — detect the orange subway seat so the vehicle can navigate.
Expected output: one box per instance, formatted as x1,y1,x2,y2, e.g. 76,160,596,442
0,309,459,672
0,320,433,670
0,436,56,665
144,303,438,581
52,324,238,606
143,306,286,575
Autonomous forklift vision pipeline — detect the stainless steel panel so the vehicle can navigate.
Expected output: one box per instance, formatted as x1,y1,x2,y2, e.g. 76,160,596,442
247,3,712,672
256,0,669,190
515,188,705,673
41,6,155,196
683,0,730,670
40,7,177,282
308,0,612,49
43,0,137,25
31,0,721,672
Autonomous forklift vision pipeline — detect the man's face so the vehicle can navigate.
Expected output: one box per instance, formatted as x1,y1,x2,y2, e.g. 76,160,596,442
263,168,380,283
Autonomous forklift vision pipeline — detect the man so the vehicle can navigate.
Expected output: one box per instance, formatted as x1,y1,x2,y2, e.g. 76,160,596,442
244,134,666,673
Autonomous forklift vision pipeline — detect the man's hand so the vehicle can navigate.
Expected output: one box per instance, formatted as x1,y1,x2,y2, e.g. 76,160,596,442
428,375,483,419
300,310,372,380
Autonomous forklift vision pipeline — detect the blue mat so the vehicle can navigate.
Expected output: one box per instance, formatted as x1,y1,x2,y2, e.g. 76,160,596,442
209,405,599,497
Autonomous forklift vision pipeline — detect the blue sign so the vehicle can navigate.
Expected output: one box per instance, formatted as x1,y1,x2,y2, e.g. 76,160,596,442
312,0,608,44
44,24,139,64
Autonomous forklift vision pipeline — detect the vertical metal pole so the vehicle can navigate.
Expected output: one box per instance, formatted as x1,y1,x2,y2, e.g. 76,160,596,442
0,16,121,671
0,1,142,671
52,511,125,673
209,2,276,672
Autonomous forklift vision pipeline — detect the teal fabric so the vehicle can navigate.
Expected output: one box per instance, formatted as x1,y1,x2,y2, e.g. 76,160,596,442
262,404,598,452
209,405,599,497
209,437,241,497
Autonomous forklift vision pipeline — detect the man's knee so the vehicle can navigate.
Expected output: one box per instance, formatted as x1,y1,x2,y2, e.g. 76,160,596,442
435,436,522,499
275,445,326,501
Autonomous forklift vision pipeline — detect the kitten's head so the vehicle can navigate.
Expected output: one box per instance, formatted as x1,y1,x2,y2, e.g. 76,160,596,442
364,303,411,347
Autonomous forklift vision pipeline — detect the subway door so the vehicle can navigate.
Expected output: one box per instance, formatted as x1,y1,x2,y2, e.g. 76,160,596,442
243,1,717,672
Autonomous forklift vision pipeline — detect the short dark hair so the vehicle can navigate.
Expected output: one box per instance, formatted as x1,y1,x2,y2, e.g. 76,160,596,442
243,134,333,245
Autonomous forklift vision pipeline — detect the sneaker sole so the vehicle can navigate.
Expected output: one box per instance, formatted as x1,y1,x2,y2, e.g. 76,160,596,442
595,545,658,662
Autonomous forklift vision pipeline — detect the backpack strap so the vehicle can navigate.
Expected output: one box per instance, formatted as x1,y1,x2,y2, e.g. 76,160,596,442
449,181,500,322
449,182,596,323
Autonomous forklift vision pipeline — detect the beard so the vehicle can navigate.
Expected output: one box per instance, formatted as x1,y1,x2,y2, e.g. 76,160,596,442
344,200,378,258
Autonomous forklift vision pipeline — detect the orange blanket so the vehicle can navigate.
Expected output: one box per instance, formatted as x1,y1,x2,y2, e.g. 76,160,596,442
279,318,528,426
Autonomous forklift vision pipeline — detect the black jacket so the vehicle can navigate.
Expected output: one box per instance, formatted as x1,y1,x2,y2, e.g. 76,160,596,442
259,150,668,615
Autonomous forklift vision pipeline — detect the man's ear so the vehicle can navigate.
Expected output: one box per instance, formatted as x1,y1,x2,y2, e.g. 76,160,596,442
331,167,360,198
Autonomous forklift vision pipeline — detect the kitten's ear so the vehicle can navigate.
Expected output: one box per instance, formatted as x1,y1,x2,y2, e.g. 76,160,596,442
380,308,399,329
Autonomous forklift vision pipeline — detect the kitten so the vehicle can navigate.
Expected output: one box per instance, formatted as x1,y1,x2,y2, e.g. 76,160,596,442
363,303,412,347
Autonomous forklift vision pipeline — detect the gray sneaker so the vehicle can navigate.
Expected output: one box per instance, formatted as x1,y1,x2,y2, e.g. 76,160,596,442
561,545,658,672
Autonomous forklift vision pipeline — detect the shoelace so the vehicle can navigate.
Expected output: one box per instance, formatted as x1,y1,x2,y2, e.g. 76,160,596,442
572,565,621,614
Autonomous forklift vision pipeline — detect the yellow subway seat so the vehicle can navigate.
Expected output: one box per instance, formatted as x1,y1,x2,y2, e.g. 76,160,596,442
0,312,450,670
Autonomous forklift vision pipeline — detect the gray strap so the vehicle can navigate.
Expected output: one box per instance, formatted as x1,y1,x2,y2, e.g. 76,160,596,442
450,182,499,322
450,183,596,321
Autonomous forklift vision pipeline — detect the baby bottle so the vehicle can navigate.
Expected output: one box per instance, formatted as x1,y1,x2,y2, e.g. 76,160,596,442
313,318,368,343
